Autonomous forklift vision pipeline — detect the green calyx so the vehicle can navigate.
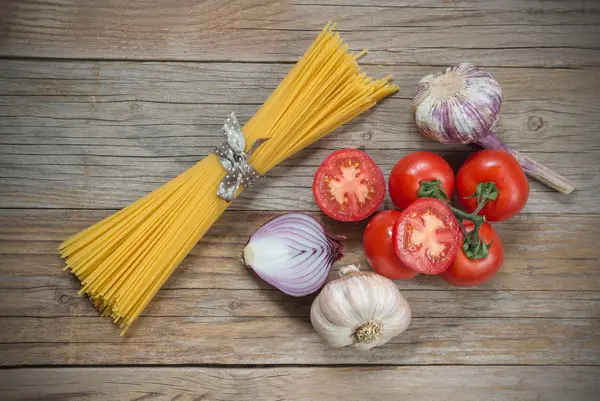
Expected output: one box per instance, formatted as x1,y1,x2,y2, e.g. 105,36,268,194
417,180,499,261
462,229,492,260
468,182,498,215
417,179,449,201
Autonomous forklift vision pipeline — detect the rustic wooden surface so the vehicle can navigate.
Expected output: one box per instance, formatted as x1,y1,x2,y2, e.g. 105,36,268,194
0,0,599,400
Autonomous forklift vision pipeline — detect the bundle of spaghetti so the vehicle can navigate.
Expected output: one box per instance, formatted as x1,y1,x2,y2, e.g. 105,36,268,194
59,22,398,334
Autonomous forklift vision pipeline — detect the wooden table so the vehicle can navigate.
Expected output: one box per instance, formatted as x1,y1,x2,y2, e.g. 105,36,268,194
1,1,599,400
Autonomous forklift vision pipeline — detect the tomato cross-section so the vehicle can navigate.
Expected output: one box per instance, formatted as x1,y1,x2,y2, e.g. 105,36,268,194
312,149,385,222
392,198,460,274
362,210,418,280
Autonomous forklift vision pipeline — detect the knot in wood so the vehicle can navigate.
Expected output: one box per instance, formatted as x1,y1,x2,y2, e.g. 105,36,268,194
59,294,72,305
527,116,545,131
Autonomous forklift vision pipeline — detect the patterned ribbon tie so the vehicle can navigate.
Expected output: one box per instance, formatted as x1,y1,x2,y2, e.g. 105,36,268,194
213,112,268,202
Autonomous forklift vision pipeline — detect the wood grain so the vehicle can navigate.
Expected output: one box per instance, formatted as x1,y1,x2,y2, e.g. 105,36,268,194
0,210,598,366
1,61,598,212
1,210,599,292
1,316,599,365
0,0,599,67
2,287,598,319
0,0,599,395
1,366,599,401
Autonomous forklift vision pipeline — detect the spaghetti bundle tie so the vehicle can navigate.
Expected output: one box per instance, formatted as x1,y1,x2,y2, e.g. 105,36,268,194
214,112,268,201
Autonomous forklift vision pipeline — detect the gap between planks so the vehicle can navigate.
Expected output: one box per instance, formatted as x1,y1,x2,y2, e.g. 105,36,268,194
0,56,591,70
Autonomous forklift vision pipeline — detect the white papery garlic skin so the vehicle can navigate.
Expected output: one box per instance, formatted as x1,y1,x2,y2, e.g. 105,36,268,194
412,62,503,144
310,265,411,350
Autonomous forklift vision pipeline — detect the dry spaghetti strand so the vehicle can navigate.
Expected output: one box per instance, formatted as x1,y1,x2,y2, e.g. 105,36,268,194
59,23,399,334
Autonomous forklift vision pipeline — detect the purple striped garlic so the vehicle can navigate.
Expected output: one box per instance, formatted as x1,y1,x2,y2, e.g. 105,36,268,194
412,63,574,195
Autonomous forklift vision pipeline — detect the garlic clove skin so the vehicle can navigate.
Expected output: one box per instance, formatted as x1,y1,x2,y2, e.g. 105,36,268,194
310,265,411,350
412,63,503,144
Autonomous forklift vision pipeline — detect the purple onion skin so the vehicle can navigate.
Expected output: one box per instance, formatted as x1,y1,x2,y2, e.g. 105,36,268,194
242,213,344,297
413,63,574,195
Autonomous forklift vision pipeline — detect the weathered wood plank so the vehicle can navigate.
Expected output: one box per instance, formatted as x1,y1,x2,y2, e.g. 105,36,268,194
1,316,598,365
2,286,598,319
2,61,596,151
0,281,600,318
1,366,599,401
1,61,597,212
293,0,598,8
0,0,598,66
1,0,598,375
1,210,598,292
3,253,599,293
1,151,595,212
1,208,598,365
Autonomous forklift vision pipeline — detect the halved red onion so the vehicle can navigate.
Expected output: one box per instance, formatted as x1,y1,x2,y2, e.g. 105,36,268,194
242,213,344,296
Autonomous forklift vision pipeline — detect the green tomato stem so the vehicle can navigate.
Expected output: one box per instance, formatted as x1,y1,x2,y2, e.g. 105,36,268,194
447,203,485,224
418,180,496,260
417,179,485,224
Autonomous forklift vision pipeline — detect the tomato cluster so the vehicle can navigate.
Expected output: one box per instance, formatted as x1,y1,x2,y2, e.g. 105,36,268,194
312,148,529,287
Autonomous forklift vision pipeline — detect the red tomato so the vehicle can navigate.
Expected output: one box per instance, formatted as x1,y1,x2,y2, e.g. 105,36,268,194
389,151,455,210
456,150,529,222
392,198,460,274
313,149,385,222
363,210,418,280
440,221,504,287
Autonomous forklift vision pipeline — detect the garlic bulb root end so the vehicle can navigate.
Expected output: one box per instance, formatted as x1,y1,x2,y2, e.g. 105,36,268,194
354,321,382,344
430,71,466,100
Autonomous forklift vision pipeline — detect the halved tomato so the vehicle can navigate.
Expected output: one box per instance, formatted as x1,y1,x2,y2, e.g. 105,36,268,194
312,149,385,222
363,210,418,280
392,198,460,274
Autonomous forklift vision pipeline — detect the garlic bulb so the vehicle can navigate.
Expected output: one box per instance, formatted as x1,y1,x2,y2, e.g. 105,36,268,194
310,265,411,350
412,62,574,195
414,62,503,144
